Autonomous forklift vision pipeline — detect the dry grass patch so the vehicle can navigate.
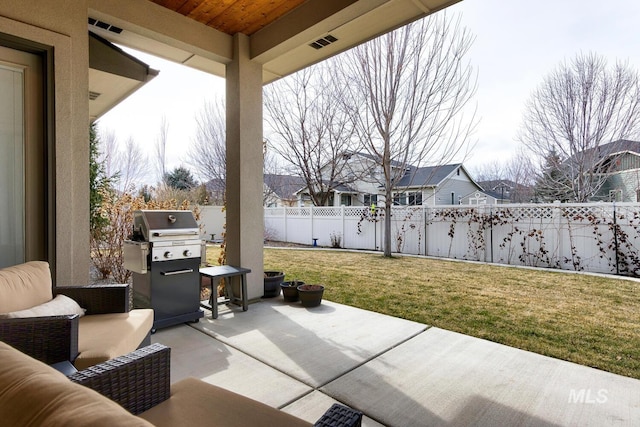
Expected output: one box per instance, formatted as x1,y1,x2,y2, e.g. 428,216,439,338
206,246,640,379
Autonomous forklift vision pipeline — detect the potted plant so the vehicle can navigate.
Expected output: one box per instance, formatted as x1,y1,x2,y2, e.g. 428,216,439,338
297,284,325,307
280,280,304,302
263,271,285,297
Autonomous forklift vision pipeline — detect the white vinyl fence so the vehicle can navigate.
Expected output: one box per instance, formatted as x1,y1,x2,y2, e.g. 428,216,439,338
264,203,640,277
198,206,226,241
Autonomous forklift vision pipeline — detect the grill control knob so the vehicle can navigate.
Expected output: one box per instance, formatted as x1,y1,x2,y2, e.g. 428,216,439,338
183,250,192,257
164,251,173,259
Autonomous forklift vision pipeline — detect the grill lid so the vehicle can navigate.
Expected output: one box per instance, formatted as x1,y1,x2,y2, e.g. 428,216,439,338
133,210,199,242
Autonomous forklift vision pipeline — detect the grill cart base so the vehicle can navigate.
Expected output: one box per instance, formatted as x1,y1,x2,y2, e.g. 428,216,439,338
133,258,204,332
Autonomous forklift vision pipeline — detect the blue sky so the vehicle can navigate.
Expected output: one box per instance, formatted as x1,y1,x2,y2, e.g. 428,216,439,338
97,0,640,182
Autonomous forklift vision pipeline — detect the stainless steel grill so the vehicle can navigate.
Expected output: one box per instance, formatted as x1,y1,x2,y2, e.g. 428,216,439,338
124,210,204,331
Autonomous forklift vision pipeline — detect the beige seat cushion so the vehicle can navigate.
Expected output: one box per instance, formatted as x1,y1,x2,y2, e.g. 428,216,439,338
139,378,312,427
0,261,52,313
0,341,151,427
75,308,154,369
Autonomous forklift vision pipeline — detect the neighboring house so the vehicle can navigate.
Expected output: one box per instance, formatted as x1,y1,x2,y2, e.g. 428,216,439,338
591,140,640,202
295,152,484,206
206,174,308,207
459,190,499,205
478,180,514,204
395,163,484,206
264,174,306,207
477,179,536,204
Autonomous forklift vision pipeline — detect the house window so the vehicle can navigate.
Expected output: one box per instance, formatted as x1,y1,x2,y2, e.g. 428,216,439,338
451,192,456,205
340,194,352,206
637,189,640,202
364,194,378,206
609,189,622,202
408,191,422,206
393,193,407,205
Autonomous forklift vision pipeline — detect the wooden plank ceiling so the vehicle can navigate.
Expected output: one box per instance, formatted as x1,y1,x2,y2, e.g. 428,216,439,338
149,0,307,35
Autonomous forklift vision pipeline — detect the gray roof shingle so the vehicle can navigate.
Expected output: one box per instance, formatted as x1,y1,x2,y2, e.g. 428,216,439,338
396,164,461,187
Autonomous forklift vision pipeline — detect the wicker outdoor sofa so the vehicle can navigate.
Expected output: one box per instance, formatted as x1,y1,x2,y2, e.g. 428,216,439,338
0,340,362,426
0,261,153,369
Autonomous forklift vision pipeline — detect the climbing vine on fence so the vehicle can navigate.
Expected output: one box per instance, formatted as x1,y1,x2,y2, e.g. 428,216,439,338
271,203,640,277
393,208,422,254
563,207,640,276
427,204,640,276
356,207,384,234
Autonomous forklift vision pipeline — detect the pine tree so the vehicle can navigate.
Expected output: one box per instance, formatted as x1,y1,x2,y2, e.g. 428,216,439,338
534,150,573,202
164,166,198,190
89,123,116,237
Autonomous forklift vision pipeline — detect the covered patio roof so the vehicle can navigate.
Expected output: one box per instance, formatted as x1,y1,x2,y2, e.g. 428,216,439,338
88,0,461,83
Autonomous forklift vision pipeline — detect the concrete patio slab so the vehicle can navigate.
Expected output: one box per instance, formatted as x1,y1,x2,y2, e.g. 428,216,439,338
149,299,639,426
190,299,427,388
321,327,640,426
282,390,385,427
151,323,312,408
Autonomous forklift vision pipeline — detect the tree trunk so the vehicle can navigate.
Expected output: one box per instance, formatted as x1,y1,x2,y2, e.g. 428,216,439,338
383,203,392,257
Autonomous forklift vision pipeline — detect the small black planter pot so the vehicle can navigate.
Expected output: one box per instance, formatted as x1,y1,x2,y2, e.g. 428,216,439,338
281,281,304,302
263,271,285,297
297,284,325,308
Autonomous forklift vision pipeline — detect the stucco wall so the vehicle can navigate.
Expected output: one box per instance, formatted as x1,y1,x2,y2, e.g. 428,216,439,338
0,0,90,285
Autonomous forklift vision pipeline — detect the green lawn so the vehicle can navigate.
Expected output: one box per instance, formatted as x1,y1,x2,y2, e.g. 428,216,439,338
206,246,640,379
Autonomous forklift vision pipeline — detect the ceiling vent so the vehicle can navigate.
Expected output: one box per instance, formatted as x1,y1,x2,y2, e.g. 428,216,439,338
309,34,338,50
89,91,101,101
88,17,123,34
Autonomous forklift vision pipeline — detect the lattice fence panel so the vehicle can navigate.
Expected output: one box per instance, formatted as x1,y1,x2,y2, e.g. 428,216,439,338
264,203,640,276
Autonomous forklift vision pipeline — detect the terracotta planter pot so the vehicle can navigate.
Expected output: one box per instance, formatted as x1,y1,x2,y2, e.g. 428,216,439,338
263,271,285,298
281,281,304,302
297,284,324,307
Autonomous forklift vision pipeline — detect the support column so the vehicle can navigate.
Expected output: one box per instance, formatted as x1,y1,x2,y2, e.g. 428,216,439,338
226,34,264,300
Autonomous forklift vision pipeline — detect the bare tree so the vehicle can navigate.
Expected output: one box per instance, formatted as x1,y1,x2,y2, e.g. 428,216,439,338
263,173,286,207
155,115,169,184
262,140,288,206
187,100,226,204
472,149,537,203
519,52,640,202
264,62,360,206
505,150,537,202
96,128,147,191
115,137,147,192
342,12,477,256
97,128,119,180
472,161,505,183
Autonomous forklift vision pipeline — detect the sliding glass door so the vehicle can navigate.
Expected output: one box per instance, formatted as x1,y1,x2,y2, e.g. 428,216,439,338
0,45,45,268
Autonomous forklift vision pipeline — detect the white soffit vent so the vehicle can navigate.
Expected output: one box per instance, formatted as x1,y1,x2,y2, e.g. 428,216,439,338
88,17,123,34
309,34,338,50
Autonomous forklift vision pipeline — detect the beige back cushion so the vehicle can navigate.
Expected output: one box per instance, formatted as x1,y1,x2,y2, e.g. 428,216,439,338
0,341,152,427
0,261,53,313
